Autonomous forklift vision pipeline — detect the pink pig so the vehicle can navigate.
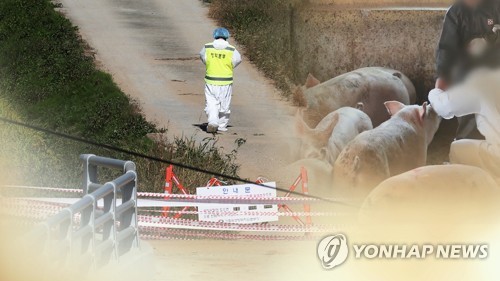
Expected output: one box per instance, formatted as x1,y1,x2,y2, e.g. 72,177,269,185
294,67,417,128
333,101,441,198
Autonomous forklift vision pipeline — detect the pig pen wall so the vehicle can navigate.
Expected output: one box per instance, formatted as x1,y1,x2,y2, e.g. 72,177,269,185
292,6,446,101
210,1,448,101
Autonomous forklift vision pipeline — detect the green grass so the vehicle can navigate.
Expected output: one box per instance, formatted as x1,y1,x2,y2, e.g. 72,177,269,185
0,0,240,193
209,0,300,96
0,0,154,147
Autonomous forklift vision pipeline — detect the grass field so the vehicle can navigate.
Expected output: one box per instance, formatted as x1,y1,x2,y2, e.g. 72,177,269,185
0,0,240,192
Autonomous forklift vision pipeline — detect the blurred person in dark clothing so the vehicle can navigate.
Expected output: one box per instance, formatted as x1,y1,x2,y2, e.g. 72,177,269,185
433,0,500,139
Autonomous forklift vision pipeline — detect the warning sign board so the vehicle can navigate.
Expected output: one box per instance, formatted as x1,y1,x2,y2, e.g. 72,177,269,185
196,182,278,224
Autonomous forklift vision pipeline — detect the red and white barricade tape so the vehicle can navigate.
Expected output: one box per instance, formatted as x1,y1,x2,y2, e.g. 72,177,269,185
139,226,322,241
1,198,343,233
1,197,344,218
1,185,349,204
137,215,339,233
1,185,83,194
141,208,343,217
1,174,348,240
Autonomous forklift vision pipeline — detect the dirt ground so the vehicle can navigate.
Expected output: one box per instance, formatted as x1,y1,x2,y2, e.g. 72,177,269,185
58,0,297,179
147,239,343,281
144,227,500,281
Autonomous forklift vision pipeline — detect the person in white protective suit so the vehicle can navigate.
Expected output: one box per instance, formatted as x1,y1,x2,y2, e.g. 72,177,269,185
199,27,242,133
429,68,500,180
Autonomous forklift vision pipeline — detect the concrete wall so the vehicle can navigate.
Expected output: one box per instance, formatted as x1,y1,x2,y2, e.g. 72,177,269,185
291,6,446,99
210,1,448,100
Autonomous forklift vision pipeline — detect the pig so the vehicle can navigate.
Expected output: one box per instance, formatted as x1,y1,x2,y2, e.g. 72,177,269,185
332,101,441,199
295,106,373,164
359,165,500,225
294,67,417,127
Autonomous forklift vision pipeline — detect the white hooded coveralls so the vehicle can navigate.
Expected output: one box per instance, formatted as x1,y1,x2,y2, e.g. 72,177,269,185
200,39,242,130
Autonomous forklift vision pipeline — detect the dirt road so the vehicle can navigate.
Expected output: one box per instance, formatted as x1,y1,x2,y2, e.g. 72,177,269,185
147,240,344,281
58,0,296,178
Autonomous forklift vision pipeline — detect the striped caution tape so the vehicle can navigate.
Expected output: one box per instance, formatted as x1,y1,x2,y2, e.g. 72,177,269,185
2,198,342,220
5,208,343,235
1,199,65,220
2,197,346,237
137,192,325,202
139,226,321,241
1,185,83,194
2,198,67,214
140,208,343,217
0,216,322,241
2,185,351,204
137,215,340,233
2,198,342,218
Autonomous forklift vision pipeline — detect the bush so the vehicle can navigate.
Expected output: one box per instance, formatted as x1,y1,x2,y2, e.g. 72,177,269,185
209,0,301,96
138,136,243,193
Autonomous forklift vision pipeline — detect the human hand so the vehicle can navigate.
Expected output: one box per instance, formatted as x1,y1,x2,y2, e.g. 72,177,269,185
435,78,448,91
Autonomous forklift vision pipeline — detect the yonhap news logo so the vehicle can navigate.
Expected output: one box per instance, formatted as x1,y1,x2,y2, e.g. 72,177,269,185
317,234,489,270
317,234,349,269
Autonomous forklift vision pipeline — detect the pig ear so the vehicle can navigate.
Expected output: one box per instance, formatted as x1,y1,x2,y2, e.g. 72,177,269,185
293,86,307,107
295,109,313,136
312,113,339,146
384,101,406,116
305,73,321,89
419,102,428,123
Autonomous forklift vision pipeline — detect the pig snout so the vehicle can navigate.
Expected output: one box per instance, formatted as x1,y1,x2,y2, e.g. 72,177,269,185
424,105,442,145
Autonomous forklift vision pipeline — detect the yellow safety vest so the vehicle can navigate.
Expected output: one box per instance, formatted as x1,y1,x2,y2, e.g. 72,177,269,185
204,43,235,86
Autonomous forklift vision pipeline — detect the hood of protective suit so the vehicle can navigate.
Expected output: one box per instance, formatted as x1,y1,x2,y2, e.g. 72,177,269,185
212,39,230,50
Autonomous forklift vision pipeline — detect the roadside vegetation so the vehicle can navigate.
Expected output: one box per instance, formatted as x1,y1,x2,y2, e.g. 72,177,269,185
0,0,240,193
208,0,302,96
